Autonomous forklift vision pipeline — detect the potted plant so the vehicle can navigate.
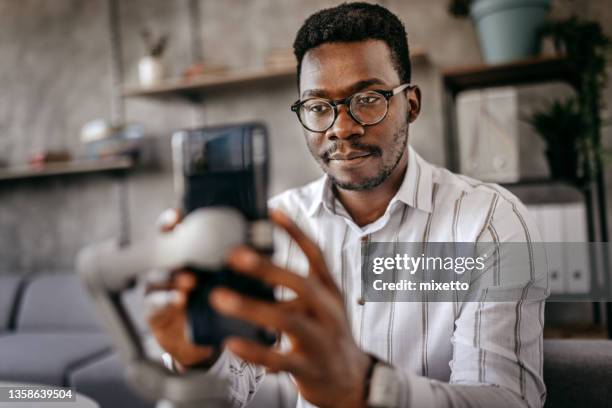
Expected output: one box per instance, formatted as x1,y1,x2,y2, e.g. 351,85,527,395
138,29,169,87
449,0,551,64
529,17,611,187
528,98,587,183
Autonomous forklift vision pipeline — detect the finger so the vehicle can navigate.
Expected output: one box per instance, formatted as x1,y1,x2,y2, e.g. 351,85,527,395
225,337,308,377
174,345,217,369
227,246,314,297
156,208,183,233
145,272,195,324
226,246,334,322
145,290,186,325
173,270,197,291
144,270,195,294
226,247,347,327
210,288,325,349
269,210,341,298
278,298,306,314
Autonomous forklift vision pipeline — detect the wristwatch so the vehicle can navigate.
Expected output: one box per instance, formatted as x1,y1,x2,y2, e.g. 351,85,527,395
162,352,181,373
365,355,401,408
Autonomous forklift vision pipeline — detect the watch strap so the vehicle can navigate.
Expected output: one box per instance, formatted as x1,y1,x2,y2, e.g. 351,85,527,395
366,356,401,408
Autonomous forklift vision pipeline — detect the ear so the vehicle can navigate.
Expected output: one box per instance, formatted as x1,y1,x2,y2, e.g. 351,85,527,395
406,85,421,123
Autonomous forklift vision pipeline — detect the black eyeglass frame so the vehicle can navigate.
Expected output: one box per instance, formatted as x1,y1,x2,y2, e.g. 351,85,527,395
290,83,412,133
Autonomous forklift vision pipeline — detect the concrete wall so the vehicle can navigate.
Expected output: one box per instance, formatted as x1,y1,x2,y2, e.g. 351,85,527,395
0,0,611,274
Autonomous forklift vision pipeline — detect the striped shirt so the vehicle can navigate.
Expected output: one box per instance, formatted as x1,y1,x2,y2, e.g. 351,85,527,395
209,144,548,408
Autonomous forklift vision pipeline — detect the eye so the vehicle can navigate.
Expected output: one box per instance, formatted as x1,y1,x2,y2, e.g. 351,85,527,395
356,94,383,105
305,101,331,114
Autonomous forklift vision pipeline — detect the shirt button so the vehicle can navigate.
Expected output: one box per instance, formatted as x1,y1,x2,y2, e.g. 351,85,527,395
357,297,365,305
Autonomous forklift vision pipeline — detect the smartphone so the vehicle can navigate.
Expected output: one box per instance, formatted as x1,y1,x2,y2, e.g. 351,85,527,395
172,123,276,348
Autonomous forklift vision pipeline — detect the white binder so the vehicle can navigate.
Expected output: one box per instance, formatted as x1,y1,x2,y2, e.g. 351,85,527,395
457,88,520,183
563,203,590,294
537,205,566,294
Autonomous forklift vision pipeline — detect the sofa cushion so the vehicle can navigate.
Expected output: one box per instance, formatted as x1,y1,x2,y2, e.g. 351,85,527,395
544,339,612,408
0,276,23,331
16,274,103,332
69,352,155,408
0,332,111,386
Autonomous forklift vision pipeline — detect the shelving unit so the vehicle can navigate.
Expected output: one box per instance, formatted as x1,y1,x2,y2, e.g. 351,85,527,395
442,55,611,338
0,158,134,182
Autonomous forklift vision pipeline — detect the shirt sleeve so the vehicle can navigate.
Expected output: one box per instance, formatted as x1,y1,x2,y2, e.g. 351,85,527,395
203,349,267,408
397,191,548,408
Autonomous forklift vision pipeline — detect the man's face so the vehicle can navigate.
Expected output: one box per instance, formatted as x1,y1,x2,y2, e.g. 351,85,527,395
299,40,420,191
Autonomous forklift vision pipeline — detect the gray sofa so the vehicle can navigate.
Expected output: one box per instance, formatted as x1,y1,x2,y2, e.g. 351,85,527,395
0,273,295,408
0,273,610,408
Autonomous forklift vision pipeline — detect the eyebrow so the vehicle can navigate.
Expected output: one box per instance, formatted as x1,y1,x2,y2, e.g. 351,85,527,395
301,78,388,99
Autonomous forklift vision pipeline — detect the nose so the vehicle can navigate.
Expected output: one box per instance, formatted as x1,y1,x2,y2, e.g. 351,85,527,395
325,105,365,140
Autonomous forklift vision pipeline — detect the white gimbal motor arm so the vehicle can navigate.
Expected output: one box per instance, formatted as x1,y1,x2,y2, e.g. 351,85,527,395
76,207,251,408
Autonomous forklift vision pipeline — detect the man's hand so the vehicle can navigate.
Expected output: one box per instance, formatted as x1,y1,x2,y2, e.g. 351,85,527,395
210,209,371,408
146,209,216,369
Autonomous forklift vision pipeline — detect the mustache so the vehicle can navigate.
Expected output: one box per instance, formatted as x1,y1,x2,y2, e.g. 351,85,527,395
321,141,382,161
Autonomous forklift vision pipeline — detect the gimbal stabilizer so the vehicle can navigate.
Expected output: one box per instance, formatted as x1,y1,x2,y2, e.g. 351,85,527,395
76,207,267,408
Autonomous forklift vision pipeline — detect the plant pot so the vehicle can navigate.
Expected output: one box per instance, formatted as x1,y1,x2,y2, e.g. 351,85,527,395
470,0,551,64
138,56,165,87
545,143,579,182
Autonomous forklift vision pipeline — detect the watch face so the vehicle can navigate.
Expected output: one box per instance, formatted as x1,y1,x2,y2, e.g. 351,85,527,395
368,363,400,408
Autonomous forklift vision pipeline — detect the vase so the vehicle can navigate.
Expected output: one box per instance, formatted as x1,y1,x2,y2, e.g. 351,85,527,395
470,0,551,64
138,56,165,87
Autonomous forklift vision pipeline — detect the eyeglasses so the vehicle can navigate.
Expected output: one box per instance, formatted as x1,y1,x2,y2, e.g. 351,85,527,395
290,83,411,133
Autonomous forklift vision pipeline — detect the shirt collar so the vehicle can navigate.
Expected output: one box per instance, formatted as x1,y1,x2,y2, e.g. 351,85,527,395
306,144,434,217
306,173,333,217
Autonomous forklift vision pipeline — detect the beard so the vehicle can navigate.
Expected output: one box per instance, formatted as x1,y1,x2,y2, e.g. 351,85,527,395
317,122,409,191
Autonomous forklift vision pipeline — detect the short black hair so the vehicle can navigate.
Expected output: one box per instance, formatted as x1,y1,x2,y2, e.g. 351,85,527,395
293,2,411,89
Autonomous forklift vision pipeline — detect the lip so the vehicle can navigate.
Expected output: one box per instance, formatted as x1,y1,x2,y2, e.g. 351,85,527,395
329,150,372,161
328,152,374,168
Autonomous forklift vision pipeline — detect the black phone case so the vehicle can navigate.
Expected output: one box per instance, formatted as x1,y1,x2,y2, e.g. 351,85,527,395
186,266,276,348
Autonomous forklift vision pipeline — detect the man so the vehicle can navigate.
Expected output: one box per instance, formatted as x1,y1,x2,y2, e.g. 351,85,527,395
149,3,547,407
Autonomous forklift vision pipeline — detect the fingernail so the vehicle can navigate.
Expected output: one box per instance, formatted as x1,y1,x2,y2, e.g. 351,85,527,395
210,289,238,310
232,248,259,268
176,273,195,287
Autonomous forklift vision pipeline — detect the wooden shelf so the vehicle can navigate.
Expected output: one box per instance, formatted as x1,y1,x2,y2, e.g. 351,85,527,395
442,55,580,95
123,48,429,101
0,158,133,182
124,65,296,100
